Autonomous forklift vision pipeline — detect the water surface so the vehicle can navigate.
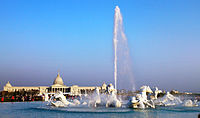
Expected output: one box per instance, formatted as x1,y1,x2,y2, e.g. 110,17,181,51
0,102,199,118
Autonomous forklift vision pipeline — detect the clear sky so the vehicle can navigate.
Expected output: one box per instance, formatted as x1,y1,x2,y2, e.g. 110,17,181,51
0,0,200,92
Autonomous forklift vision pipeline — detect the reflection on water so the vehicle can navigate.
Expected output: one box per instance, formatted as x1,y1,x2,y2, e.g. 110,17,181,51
0,102,199,118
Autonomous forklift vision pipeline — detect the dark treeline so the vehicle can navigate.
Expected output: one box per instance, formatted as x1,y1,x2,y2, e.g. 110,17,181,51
0,90,43,102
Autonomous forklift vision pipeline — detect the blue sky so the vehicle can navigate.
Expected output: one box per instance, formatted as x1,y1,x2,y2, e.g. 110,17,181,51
0,0,200,92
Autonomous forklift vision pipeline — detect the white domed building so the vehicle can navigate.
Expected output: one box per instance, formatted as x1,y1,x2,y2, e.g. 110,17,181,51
47,72,69,94
3,72,107,96
53,72,64,85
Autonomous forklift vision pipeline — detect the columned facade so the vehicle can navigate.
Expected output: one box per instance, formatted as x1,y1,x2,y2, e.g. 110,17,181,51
3,72,107,96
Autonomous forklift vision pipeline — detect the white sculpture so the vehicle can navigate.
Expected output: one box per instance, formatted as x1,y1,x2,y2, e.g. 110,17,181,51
128,85,155,109
106,90,121,107
106,83,116,94
49,83,122,108
50,91,75,107
88,87,101,107
154,87,162,100
128,97,139,108
87,83,122,108
154,92,182,106
183,100,198,107
47,85,199,109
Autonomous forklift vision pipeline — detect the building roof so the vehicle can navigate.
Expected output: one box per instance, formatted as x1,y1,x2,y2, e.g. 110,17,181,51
102,82,107,87
5,81,12,87
53,72,64,85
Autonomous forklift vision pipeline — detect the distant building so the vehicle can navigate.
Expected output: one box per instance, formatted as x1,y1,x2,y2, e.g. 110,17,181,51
170,90,179,94
3,72,107,96
3,81,48,95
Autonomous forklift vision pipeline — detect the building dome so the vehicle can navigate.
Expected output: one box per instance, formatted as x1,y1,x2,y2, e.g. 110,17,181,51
5,81,12,87
53,73,64,85
102,82,107,87
101,82,107,90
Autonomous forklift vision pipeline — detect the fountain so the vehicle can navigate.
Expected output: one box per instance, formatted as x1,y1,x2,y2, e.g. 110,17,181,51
49,84,199,109
48,6,199,109
48,83,121,108
113,6,135,90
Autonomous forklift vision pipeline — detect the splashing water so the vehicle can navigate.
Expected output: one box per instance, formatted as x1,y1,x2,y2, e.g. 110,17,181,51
113,6,135,90
49,86,122,108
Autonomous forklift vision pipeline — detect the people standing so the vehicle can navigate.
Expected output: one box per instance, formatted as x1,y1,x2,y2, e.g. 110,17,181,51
1,97,4,102
11,96,14,102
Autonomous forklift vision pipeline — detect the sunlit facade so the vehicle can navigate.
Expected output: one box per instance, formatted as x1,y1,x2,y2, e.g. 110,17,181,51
3,72,107,95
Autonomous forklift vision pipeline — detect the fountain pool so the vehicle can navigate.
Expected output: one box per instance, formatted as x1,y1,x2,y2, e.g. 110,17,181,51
0,102,199,118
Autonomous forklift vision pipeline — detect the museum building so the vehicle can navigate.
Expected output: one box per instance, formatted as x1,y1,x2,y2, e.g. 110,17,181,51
3,72,107,95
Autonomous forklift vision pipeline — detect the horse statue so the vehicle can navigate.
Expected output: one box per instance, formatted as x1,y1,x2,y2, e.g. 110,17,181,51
154,87,162,100
50,91,75,107
105,84,122,108
128,85,155,108
154,92,182,106
88,87,101,107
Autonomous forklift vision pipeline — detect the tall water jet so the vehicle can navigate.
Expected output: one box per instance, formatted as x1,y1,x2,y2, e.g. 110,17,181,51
113,6,135,90
113,6,119,90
